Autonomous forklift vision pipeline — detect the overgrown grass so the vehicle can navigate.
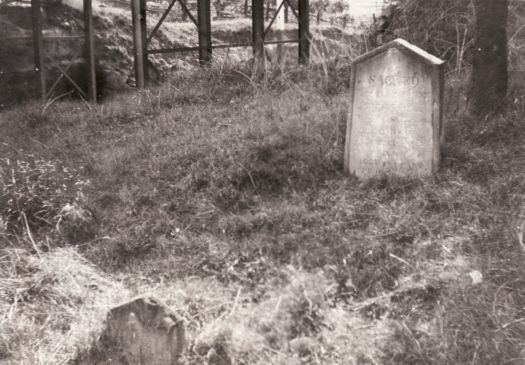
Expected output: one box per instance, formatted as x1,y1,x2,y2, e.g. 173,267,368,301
1,60,524,364
0,248,130,363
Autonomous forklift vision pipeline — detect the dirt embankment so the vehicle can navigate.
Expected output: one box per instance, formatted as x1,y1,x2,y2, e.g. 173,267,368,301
1,1,131,106
0,0,359,107
0,0,211,106
0,1,254,107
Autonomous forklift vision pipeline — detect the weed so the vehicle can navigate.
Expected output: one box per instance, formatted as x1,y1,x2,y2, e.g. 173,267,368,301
0,149,94,247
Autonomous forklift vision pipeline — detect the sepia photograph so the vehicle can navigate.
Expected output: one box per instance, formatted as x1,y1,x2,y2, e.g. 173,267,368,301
0,0,524,363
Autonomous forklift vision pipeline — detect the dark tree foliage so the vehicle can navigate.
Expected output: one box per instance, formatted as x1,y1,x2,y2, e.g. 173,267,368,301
385,0,474,70
470,0,508,115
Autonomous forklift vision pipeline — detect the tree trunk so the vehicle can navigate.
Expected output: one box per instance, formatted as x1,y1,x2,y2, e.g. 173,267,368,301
470,0,508,115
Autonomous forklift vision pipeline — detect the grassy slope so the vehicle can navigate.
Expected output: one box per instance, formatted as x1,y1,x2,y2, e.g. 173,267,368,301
0,64,524,364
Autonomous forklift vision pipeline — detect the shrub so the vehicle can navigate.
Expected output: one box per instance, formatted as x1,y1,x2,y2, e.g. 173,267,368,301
384,0,474,73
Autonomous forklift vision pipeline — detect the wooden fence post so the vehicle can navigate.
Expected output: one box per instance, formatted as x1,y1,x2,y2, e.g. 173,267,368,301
139,0,148,85
131,0,145,88
298,0,310,65
83,0,97,101
31,0,46,101
252,0,265,67
198,0,212,65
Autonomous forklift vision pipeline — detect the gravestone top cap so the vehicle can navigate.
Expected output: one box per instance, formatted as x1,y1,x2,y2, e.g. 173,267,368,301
353,38,445,67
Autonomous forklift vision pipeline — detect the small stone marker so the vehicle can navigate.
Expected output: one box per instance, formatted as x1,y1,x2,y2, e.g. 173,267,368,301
344,38,445,178
105,296,185,365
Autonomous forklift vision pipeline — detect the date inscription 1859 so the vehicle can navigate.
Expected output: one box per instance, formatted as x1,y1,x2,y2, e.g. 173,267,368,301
358,73,420,87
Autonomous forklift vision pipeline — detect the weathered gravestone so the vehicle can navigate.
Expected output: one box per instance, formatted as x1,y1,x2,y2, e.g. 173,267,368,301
104,296,185,365
344,38,445,178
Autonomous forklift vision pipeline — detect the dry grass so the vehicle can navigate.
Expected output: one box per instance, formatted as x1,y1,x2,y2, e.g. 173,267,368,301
0,247,130,364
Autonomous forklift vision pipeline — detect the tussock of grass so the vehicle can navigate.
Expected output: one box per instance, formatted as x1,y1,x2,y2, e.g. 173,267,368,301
0,150,93,245
0,247,130,364
174,268,409,365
